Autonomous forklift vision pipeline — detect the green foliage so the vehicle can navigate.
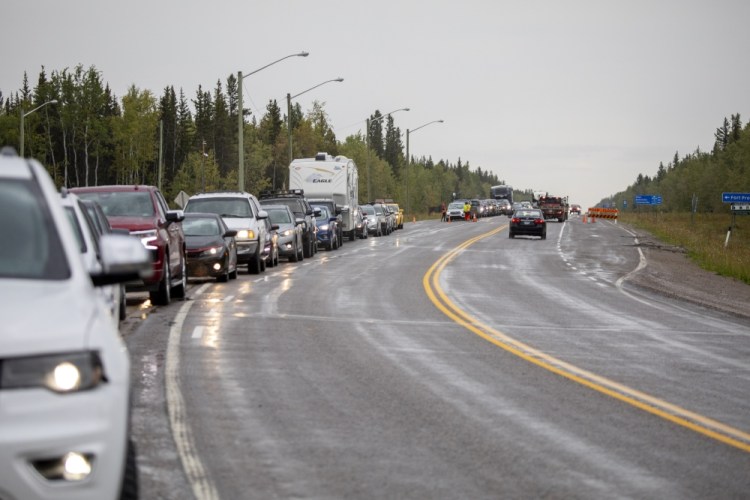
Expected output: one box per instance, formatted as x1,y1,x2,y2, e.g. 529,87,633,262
4,67,503,216
605,115,750,215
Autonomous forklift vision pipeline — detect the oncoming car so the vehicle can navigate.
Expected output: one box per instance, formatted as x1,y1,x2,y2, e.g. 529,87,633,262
509,208,547,239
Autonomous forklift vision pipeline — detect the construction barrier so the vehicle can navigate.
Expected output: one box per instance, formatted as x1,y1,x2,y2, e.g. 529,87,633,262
586,207,619,222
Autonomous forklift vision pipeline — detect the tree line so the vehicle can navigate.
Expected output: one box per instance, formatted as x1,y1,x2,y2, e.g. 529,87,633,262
602,114,750,213
0,64,503,212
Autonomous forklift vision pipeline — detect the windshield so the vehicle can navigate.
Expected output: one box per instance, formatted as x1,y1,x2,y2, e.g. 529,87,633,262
183,217,221,236
0,179,70,280
314,206,331,219
186,198,253,218
77,191,155,217
267,208,292,225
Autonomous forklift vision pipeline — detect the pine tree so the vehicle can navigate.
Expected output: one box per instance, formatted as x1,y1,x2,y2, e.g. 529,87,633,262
368,110,384,159
384,115,403,175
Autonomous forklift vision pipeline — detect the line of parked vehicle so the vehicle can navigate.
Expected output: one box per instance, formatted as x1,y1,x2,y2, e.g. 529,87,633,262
0,144,414,499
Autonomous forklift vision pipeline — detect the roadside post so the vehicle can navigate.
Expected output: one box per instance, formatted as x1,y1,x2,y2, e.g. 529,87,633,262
722,192,750,248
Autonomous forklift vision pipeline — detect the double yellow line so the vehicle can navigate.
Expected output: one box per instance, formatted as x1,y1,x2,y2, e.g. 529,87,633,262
423,224,750,453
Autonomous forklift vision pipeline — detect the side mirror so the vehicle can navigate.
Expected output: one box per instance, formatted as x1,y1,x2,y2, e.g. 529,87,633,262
166,210,185,223
224,229,238,238
91,233,152,286
313,207,322,217
257,210,269,220
271,224,280,231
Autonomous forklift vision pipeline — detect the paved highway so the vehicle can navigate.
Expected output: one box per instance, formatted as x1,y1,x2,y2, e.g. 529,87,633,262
123,216,750,499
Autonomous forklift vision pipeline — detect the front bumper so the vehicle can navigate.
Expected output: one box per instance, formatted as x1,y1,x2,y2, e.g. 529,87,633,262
235,240,259,264
0,383,129,500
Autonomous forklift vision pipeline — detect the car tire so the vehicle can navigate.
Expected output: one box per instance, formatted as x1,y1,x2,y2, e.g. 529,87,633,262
118,285,127,321
229,264,238,280
290,241,299,262
150,256,171,306
249,246,262,274
119,437,139,500
349,230,355,242
303,235,313,258
541,232,547,240
217,258,229,282
171,252,187,300
509,232,514,239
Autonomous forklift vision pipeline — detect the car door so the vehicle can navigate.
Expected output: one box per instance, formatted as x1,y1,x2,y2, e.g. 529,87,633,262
155,190,184,279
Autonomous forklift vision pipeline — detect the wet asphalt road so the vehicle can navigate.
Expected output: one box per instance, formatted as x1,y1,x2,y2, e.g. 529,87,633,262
122,215,750,499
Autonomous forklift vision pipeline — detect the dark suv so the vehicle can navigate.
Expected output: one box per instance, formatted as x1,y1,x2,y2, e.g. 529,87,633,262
71,185,187,305
259,189,317,258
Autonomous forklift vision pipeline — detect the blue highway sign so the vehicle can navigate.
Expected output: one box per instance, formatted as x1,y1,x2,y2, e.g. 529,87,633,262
722,192,750,203
635,195,662,205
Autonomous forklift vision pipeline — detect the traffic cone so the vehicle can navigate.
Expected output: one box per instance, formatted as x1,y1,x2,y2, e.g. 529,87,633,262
473,213,477,222
582,213,587,223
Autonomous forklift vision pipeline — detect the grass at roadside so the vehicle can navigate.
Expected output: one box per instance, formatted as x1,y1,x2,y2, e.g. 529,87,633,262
619,212,750,285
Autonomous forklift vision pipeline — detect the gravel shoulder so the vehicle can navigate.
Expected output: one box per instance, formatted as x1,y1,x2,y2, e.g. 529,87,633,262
620,224,750,320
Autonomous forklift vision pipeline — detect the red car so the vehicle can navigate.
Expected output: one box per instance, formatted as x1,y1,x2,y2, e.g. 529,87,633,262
570,204,582,215
71,185,187,305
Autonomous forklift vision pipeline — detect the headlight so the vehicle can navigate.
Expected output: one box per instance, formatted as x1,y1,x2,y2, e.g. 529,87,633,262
282,229,293,237
236,230,255,240
1,352,104,393
320,224,329,231
132,229,159,250
199,246,224,257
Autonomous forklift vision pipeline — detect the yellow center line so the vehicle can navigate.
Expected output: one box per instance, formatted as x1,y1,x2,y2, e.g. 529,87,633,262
423,224,750,453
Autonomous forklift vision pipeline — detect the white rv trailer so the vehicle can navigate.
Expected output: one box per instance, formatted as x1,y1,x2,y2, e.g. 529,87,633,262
289,152,359,240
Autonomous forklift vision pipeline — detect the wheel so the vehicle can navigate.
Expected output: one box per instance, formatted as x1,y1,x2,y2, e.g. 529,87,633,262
118,285,127,321
541,232,547,240
249,246,262,274
303,234,313,258
229,265,238,280
349,230,355,241
508,232,514,239
217,257,229,282
118,438,139,500
290,241,299,262
171,252,187,300
259,253,266,272
149,256,171,305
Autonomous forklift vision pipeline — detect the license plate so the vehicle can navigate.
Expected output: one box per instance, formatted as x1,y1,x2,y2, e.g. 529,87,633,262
522,221,532,225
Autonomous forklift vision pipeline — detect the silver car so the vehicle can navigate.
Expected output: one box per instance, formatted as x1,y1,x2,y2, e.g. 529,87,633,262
264,204,304,262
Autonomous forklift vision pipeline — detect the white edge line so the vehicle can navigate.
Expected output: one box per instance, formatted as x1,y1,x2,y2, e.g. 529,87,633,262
166,297,219,500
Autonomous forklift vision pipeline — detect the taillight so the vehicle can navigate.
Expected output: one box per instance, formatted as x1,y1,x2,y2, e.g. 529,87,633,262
534,218,545,224
511,217,520,223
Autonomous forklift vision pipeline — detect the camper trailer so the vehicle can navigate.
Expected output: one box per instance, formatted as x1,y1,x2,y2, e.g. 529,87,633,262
289,153,359,240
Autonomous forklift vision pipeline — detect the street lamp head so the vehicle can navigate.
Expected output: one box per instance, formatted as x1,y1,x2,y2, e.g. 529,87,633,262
335,78,344,82
299,51,310,57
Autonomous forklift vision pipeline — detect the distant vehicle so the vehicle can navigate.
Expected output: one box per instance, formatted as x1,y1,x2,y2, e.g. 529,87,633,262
259,190,317,258
509,208,547,239
496,198,512,216
537,194,569,222
372,203,393,234
313,204,340,250
72,184,188,305
570,204,582,214
353,207,368,239
289,153,359,241
184,191,269,274
447,201,465,221
182,212,238,282
264,204,304,262
385,202,404,229
360,204,383,236
490,184,513,205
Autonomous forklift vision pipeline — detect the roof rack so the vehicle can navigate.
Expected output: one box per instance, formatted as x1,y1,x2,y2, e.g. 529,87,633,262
259,188,305,199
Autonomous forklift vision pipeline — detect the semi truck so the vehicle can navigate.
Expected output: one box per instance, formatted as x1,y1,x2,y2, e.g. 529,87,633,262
289,152,359,240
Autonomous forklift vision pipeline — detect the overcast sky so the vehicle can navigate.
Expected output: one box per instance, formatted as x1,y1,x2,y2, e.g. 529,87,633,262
4,0,749,209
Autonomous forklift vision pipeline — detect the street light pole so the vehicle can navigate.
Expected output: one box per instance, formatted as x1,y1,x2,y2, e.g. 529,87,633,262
365,107,409,202
237,51,309,192
20,99,58,157
287,77,344,169
405,119,444,217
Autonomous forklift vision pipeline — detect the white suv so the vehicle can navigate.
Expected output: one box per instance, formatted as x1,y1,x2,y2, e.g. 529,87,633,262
0,148,150,499
184,191,269,274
